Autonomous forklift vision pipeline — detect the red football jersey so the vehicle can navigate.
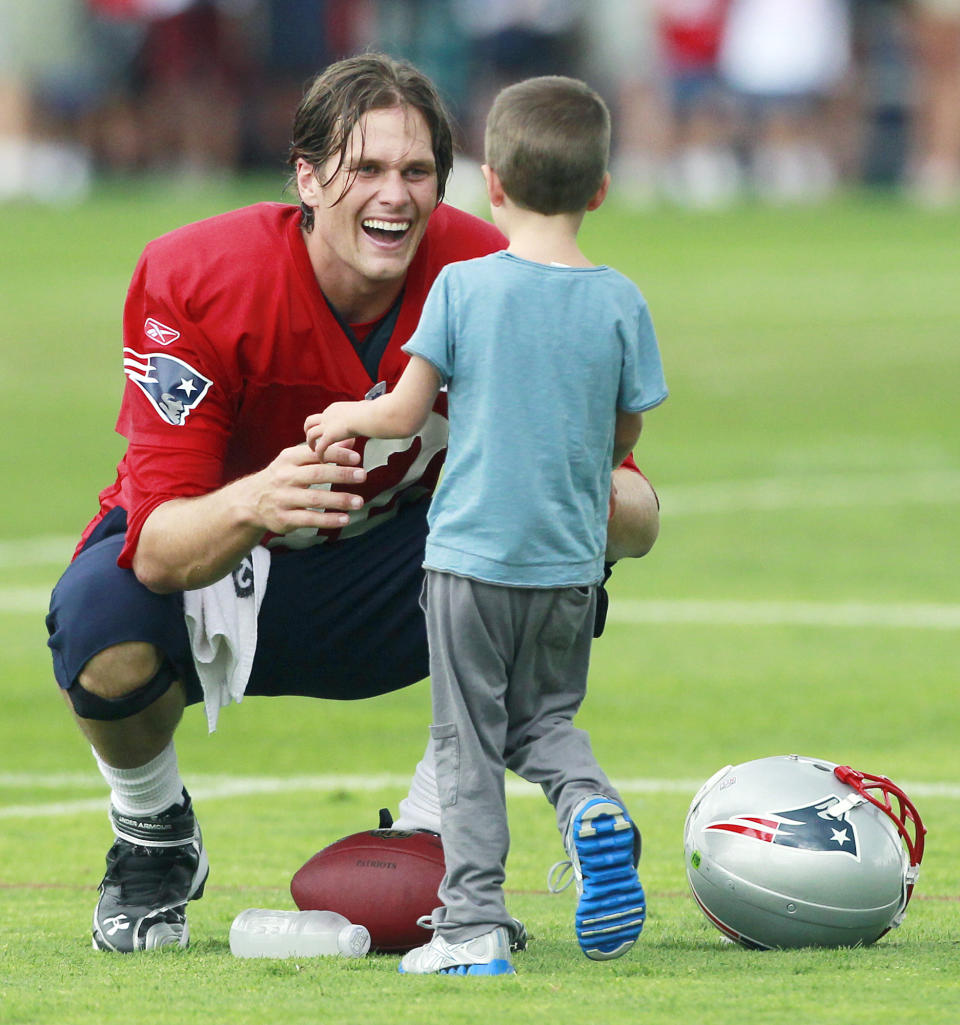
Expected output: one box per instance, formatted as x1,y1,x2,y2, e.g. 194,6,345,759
658,0,730,69
81,202,506,564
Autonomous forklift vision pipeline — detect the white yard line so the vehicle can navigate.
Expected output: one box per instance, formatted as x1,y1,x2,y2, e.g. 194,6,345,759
659,468,960,516
0,536,76,568
2,468,959,572
4,585,959,629
0,586,56,613
606,599,960,630
1,773,957,819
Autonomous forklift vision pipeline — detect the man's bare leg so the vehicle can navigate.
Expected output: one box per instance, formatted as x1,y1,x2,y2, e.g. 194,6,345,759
65,641,208,953
65,641,184,768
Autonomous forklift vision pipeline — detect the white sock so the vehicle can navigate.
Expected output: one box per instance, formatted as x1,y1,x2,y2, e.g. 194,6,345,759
393,740,442,833
93,741,186,817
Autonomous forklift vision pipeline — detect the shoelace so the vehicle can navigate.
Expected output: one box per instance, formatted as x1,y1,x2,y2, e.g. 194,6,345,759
546,859,575,894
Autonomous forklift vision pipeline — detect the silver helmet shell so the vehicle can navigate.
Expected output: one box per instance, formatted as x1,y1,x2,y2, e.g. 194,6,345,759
684,754,925,949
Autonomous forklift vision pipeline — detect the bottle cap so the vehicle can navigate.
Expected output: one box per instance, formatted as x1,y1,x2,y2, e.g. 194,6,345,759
338,924,371,958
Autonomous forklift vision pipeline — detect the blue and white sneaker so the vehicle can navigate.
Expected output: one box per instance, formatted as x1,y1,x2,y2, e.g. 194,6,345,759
553,794,646,960
398,926,516,976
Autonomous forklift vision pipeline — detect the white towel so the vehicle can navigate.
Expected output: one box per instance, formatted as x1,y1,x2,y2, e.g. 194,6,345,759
182,546,271,732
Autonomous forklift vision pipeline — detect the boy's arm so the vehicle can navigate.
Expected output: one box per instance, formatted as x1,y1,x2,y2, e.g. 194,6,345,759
304,355,442,457
612,410,644,469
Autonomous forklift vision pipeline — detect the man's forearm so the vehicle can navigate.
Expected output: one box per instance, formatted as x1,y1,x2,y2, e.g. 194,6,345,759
132,444,368,594
132,480,267,594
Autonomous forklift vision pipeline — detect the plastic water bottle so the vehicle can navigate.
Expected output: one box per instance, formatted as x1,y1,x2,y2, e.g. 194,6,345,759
229,909,371,959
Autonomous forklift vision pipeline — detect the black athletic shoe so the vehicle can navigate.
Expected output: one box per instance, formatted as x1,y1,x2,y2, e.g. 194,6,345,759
92,790,209,952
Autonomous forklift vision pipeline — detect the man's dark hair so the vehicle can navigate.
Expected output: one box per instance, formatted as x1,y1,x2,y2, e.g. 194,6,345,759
289,53,454,230
484,76,610,215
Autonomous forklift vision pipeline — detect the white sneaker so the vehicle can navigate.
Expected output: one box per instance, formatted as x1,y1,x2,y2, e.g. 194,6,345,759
398,926,516,976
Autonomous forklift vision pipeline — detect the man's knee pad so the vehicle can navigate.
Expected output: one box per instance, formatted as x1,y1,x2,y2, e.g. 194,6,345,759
66,659,180,721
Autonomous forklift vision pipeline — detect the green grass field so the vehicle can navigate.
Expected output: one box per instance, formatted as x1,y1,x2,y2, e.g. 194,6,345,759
1,179,958,1024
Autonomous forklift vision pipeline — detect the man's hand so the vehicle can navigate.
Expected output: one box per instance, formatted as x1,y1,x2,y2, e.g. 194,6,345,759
248,441,366,535
133,442,368,593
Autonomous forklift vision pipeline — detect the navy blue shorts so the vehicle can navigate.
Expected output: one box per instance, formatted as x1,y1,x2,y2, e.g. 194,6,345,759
46,502,431,704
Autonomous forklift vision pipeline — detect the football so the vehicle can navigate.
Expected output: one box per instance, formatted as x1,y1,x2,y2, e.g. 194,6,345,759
291,828,445,953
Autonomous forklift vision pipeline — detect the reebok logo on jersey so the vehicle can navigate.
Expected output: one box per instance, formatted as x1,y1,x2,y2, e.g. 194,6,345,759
123,348,213,426
144,317,181,346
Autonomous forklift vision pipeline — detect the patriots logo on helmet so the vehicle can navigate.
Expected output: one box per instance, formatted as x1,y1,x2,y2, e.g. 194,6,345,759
705,795,860,859
123,348,213,426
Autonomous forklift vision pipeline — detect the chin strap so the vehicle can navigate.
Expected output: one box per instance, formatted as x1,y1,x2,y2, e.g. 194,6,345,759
833,765,927,926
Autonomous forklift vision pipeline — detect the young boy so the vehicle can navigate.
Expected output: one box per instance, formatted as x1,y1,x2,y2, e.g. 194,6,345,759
305,75,668,975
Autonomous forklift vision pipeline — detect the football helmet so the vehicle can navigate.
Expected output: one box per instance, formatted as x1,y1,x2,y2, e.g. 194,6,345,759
684,754,925,949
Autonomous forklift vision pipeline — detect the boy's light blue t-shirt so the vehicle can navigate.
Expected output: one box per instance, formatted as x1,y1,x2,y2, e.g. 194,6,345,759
402,250,667,588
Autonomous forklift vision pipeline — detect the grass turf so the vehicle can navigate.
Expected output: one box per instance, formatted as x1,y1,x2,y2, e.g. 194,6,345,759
1,178,958,1023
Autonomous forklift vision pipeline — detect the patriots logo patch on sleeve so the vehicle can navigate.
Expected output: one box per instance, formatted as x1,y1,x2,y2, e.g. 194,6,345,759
123,348,213,426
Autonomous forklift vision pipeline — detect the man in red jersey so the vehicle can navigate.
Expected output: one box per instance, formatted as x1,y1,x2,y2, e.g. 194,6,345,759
46,54,660,953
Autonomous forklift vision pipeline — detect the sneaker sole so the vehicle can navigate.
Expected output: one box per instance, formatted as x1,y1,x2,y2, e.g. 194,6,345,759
398,959,516,976
572,799,646,960
440,960,516,976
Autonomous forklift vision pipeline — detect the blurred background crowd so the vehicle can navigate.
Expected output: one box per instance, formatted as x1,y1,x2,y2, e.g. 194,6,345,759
2,0,960,208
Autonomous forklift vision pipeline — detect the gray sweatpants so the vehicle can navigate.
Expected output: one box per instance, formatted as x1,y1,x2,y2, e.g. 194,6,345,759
422,569,624,941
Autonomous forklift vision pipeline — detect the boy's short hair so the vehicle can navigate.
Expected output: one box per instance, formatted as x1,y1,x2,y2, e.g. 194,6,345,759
289,52,454,230
484,76,611,215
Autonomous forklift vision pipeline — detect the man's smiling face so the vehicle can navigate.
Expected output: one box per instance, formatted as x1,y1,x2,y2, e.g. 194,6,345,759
297,105,439,316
